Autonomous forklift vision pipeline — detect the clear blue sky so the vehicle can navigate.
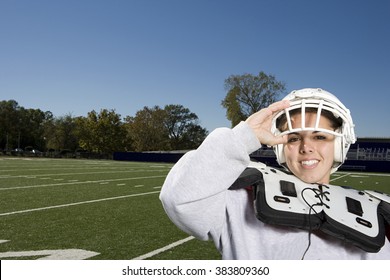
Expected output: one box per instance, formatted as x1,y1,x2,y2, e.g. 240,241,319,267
1,0,389,137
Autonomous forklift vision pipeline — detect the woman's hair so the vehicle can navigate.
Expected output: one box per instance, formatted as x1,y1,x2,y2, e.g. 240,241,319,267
276,107,343,133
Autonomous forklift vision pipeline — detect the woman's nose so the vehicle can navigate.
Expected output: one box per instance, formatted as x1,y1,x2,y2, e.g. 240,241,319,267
299,139,314,154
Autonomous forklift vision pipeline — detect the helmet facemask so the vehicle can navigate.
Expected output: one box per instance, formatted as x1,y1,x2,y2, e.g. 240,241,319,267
271,88,356,174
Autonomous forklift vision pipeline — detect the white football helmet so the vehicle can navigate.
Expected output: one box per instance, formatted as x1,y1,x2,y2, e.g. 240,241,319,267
271,88,356,173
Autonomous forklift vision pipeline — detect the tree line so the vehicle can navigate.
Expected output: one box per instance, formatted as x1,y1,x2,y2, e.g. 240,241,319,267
0,101,208,154
0,71,285,155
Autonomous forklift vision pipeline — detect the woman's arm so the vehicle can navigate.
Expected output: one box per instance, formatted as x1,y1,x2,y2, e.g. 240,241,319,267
160,100,290,240
159,122,260,240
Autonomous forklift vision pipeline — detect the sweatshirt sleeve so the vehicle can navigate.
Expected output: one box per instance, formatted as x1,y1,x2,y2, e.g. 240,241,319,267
159,121,261,241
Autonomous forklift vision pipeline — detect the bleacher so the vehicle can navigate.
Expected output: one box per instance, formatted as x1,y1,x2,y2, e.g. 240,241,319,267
348,147,390,161
347,138,390,161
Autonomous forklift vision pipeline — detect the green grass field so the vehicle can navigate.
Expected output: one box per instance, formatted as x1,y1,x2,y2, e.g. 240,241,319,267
0,157,389,260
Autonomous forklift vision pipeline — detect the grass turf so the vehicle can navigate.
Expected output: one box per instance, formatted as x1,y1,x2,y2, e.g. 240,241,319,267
0,157,389,260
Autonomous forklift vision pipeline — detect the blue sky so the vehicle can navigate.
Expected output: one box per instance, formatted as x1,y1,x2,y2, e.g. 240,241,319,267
1,0,389,137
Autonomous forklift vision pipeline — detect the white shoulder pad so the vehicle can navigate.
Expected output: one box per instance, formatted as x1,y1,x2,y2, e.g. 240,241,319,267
364,190,390,204
247,160,267,169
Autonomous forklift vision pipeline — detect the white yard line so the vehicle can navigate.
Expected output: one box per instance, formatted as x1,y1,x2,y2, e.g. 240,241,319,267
0,169,169,180
132,236,195,260
337,171,390,177
330,173,351,182
0,175,167,191
0,190,160,217
0,249,100,260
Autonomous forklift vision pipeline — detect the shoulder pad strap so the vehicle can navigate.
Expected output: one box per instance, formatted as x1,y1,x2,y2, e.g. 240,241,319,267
229,161,267,190
229,167,263,190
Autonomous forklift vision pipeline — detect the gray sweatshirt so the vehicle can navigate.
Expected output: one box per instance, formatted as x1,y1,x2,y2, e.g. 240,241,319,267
159,122,390,259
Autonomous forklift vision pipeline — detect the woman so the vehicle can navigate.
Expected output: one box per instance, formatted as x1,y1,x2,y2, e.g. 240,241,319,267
160,88,390,259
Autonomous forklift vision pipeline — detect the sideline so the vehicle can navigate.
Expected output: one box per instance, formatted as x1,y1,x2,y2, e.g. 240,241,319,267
0,190,160,216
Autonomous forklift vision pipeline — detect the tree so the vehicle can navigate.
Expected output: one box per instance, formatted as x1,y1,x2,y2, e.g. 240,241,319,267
125,106,170,152
44,114,78,152
78,109,127,154
0,100,22,150
0,98,208,154
125,105,208,151
177,123,208,150
221,71,286,127
0,100,52,151
164,104,208,150
22,108,53,151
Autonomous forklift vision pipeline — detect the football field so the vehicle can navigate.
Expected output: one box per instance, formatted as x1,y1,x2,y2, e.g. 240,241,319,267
0,157,389,260
0,157,220,260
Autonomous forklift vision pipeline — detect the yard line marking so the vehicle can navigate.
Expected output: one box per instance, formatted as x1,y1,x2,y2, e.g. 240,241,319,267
0,175,167,191
337,171,390,177
0,190,161,217
132,236,195,260
0,249,100,260
0,169,169,180
330,173,351,182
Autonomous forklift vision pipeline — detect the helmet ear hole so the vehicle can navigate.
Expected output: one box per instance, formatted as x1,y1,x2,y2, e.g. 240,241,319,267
333,136,343,166
274,143,285,165
332,135,352,173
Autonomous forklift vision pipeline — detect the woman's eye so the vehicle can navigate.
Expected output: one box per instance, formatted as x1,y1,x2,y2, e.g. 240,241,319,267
314,134,329,140
287,137,300,143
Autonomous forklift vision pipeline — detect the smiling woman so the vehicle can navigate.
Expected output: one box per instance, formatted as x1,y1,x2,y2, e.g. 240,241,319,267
160,88,390,260
282,112,337,184
271,88,356,175
272,90,350,184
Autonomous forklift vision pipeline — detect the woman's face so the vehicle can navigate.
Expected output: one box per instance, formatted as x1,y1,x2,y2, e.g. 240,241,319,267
283,112,336,184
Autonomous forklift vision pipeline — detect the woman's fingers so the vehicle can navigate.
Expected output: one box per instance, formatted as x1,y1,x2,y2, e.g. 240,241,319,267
245,100,290,146
246,100,290,125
